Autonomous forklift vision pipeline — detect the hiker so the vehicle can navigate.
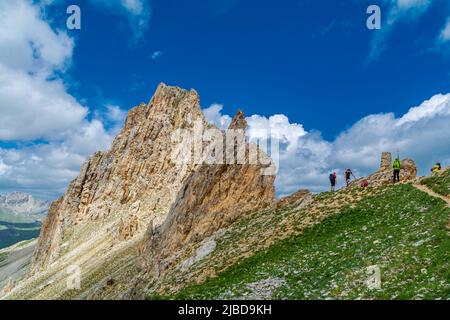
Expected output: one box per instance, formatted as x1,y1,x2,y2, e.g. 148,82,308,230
329,172,337,192
345,168,356,187
431,163,442,175
393,157,401,183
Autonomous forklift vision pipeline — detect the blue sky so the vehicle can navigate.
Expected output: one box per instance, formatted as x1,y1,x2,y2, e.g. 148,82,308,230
1,0,450,199
62,0,450,139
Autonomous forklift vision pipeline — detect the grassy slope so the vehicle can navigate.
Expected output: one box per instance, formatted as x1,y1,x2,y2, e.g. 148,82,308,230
0,239,37,292
147,184,377,297
421,169,450,197
173,184,450,300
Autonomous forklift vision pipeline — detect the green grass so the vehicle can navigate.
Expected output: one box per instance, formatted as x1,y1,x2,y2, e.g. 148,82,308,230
421,169,450,197
171,184,450,300
0,252,7,264
15,238,36,248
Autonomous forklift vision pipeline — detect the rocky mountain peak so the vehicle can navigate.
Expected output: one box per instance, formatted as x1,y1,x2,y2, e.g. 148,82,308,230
0,192,49,216
29,84,276,279
228,109,247,130
121,83,203,133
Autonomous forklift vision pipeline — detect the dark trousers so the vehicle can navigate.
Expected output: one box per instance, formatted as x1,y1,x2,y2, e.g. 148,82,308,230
393,169,400,183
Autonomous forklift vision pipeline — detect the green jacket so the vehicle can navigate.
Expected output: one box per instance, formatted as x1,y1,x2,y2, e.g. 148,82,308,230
393,159,401,170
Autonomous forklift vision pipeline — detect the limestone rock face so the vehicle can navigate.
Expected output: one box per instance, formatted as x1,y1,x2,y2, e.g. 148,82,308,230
141,112,276,277
30,83,277,282
118,215,139,241
228,109,246,130
30,84,209,274
380,152,392,172
400,159,418,180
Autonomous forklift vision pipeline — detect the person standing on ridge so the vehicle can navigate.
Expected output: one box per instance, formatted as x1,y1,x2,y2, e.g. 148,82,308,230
431,163,441,175
393,157,401,183
345,168,356,187
329,172,337,193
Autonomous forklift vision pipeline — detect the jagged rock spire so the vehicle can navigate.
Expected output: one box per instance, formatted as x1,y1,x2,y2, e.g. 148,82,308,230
380,152,392,171
228,109,247,130
30,83,208,274
29,84,276,285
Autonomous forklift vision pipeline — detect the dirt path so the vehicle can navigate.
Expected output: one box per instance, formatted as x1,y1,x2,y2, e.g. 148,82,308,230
413,184,450,206
413,184,450,231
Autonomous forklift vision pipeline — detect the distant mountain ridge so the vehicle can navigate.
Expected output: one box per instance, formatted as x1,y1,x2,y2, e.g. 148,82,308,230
0,192,50,222
0,192,49,251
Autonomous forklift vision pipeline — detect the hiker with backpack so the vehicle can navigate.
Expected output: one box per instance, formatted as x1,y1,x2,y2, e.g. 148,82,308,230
393,157,401,183
431,163,442,175
345,168,356,187
329,172,337,192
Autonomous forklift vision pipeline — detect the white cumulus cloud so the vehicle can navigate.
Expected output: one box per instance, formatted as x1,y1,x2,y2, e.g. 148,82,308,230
0,0,73,76
0,0,118,199
438,18,450,44
203,104,232,129
0,120,114,199
332,93,450,175
206,92,450,197
0,64,88,141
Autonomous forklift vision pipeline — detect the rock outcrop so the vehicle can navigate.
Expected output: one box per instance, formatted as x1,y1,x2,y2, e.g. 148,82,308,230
379,152,391,172
277,189,311,208
140,111,276,277
352,152,417,187
31,84,209,274
30,84,276,282
400,158,418,180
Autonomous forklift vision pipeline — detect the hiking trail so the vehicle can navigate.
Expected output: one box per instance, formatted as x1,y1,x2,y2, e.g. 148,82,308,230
413,183,450,231
413,184,450,206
